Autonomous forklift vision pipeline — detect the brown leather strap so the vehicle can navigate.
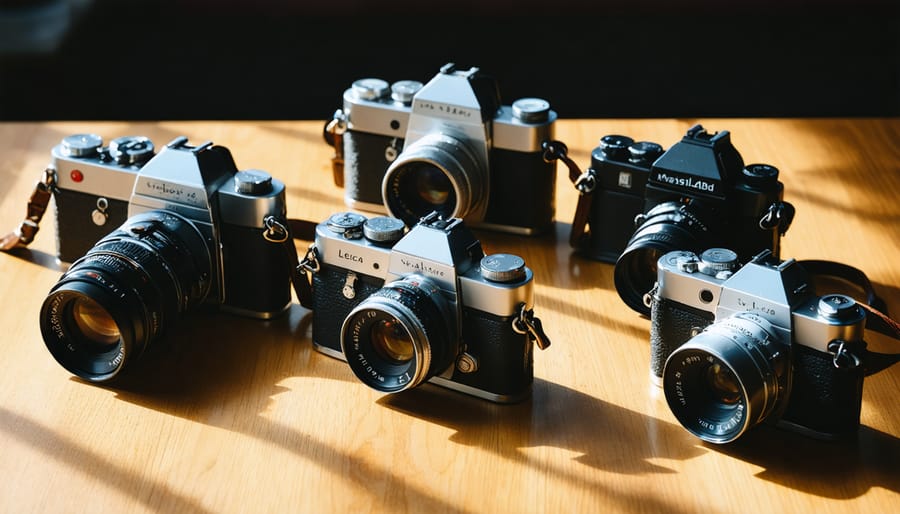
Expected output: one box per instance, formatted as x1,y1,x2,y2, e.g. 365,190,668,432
860,303,900,339
324,113,346,188
541,140,592,249
1,168,56,251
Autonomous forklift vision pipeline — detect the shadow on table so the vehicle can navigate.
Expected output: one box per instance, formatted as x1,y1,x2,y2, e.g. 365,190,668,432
378,378,704,475
72,301,701,512
0,406,216,514
710,424,900,498
102,305,338,408
64,306,472,513
0,246,66,272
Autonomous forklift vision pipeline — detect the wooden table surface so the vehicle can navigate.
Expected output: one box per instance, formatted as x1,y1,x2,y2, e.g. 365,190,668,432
0,119,897,513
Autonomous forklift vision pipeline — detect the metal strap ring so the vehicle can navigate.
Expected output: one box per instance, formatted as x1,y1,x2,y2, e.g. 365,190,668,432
263,217,289,243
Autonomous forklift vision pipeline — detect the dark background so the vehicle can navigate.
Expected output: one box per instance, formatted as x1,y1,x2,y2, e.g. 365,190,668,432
1,0,898,120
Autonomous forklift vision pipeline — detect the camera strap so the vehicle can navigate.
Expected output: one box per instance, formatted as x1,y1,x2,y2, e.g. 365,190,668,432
263,216,318,310
798,259,900,376
324,110,347,188
0,167,56,252
541,140,592,248
800,259,888,313
854,302,900,376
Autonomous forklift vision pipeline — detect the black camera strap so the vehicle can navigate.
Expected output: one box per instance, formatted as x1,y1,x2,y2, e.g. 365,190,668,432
263,216,318,310
0,167,56,252
797,259,900,376
855,303,900,376
800,259,887,313
541,140,592,249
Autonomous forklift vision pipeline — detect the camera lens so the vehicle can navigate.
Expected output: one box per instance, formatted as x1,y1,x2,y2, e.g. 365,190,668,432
71,296,120,347
341,275,456,393
615,201,712,315
40,210,211,382
411,162,455,208
371,319,415,363
705,363,741,405
383,133,485,227
663,312,787,443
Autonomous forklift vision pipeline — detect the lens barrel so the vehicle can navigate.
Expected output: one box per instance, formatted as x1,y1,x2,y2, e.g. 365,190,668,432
40,210,211,381
340,275,456,393
615,201,712,315
382,133,485,227
663,312,787,443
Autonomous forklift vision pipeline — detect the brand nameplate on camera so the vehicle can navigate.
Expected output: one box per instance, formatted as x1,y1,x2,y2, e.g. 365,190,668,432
397,257,447,278
734,297,777,316
413,100,477,121
135,179,207,208
338,249,364,263
651,171,720,195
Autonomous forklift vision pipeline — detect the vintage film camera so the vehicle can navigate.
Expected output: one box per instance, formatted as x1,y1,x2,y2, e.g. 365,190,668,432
324,63,558,235
308,211,550,402
571,125,795,315
40,134,292,382
648,248,875,443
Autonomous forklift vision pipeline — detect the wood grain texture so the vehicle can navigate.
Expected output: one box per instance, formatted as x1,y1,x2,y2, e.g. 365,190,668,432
0,119,897,514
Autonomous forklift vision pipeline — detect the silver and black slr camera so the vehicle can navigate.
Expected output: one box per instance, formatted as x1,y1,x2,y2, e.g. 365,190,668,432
39,134,292,382
572,125,795,315
324,63,558,235
309,211,551,403
648,248,872,443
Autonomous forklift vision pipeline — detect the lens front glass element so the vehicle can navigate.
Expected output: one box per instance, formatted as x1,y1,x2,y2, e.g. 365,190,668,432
665,349,749,443
614,202,710,315
341,277,455,393
706,362,741,406
71,296,120,347
383,133,484,227
40,210,211,382
394,162,457,220
414,164,453,207
663,313,786,443
371,318,415,363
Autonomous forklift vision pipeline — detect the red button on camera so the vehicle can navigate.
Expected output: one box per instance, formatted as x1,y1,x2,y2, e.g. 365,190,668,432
70,170,84,182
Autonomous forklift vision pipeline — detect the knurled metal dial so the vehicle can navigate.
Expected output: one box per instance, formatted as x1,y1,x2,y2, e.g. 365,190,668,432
480,254,527,283
61,134,103,157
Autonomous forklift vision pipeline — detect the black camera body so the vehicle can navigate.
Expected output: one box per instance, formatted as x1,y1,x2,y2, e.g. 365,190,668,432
325,63,558,235
579,136,664,263
40,134,292,381
649,248,868,443
575,125,795,315
310,211,548,403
